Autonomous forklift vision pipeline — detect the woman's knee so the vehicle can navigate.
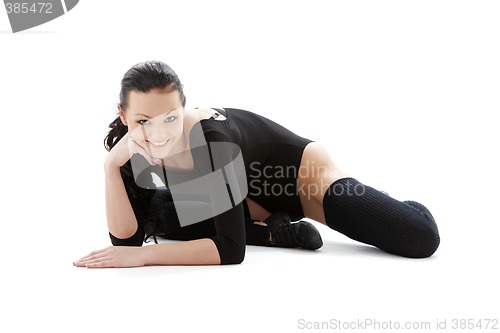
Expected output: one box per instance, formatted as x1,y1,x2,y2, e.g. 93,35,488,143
401,201,441,258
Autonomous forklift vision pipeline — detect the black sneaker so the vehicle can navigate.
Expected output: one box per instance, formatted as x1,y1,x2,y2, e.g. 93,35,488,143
264,212,323,250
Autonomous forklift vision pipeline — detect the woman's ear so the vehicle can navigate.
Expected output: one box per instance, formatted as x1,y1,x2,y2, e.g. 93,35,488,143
118,104,128,126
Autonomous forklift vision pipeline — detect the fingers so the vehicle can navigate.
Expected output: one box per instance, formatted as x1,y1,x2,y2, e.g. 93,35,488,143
76,247,108,262
85,259,113,269
140,126,152,156
137,146,162,166
74,257,113,268
73,256,112,268
76,252,108,265
127,136,162,166
74,246,142,269
73,247,112,268
73,261,86,267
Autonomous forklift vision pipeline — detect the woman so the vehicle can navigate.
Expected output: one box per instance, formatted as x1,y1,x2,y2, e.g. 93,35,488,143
74,60,440,268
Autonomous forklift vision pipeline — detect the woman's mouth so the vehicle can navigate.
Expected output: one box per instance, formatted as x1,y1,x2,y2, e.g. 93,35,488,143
147,139,170,148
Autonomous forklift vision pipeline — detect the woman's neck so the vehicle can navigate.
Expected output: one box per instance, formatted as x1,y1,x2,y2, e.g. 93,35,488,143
160,109,214,171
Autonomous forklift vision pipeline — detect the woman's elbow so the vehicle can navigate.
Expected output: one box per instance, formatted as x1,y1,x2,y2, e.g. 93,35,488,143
233,249,246,264
109,226,144,247
220,245,246,265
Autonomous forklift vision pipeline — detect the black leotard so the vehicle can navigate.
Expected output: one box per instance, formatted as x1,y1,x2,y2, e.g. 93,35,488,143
114,107,313,264
206,108,313,220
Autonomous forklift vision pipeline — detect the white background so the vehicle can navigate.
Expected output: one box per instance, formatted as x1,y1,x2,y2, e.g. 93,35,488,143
1,1,499,332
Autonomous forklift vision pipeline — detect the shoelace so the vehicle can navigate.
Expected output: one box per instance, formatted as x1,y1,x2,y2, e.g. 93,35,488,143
272,223,302,248
144,233,158,244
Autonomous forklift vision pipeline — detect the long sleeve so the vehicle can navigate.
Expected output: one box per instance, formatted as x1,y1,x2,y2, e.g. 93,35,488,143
210,201,246,264
189,125,248,264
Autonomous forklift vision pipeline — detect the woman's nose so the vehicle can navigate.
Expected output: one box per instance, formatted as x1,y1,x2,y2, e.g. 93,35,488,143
145,124,169,141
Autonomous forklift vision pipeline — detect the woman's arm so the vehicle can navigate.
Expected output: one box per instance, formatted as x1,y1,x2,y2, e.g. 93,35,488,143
75,161,239,268
141,239,221,265
103,131,160,240
77,163,224,266
74,238,221,268
75,127,247,267
104,162,140,239
75,169,245,267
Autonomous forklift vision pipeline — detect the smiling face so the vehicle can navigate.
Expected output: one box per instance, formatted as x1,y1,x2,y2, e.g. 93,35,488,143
119,87,185,159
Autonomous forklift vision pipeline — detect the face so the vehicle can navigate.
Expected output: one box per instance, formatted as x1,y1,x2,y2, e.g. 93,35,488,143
120,88,185,159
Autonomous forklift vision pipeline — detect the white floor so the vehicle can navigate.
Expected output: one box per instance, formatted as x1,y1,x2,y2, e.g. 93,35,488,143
3,202,498,333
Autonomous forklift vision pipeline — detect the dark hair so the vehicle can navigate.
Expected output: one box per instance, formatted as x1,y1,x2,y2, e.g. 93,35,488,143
103,60,186,243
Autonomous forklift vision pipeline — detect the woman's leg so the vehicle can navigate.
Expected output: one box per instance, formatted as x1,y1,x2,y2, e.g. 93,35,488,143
244,197,272,221
298,142,440,258
322,178,440,258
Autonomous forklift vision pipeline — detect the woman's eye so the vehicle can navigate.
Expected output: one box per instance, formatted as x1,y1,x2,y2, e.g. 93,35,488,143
137,116,175,125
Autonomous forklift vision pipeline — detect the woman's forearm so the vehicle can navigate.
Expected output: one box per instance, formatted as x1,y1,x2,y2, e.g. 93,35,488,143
104,163,138,239
74,238,223,268
140,238,221,265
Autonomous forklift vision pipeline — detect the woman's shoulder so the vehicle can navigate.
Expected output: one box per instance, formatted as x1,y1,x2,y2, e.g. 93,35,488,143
189,107,227,121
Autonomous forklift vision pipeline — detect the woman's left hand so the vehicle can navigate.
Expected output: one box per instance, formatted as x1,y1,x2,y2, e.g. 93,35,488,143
73,246,146,268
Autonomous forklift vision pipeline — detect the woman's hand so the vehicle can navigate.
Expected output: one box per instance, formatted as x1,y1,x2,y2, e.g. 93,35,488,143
73,246,146,268
105,131,161,169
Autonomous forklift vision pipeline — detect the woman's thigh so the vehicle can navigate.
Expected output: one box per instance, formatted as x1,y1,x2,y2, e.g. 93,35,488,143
244,197,272,222
297,142,350,225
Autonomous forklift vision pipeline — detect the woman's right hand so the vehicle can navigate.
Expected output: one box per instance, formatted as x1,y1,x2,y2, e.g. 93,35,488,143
105,132,161,169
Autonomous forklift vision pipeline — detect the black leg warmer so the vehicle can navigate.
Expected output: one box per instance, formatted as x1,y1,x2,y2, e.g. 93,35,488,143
322,178,440,258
